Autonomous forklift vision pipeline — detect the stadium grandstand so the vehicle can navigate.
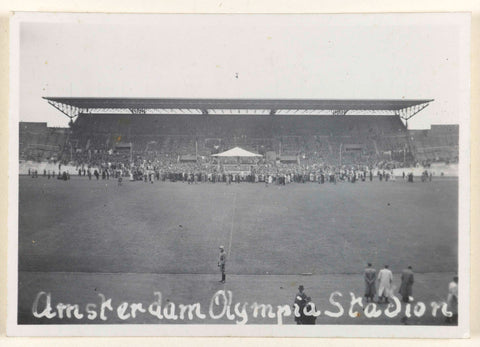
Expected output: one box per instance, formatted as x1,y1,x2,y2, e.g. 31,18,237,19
409,124,459,164
20,97,458,177
19,122,69,162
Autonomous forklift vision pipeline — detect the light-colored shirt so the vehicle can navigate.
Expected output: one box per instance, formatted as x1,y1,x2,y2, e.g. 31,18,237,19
378,268,393,289
448,282,458,298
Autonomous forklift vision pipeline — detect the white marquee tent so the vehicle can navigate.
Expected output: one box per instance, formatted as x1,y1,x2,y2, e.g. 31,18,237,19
211,147,262,157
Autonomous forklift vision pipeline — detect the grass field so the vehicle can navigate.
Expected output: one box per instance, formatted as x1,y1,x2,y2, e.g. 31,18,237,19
19,176,458,275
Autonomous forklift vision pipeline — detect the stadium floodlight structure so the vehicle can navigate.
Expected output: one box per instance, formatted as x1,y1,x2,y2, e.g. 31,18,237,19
43,97,433,129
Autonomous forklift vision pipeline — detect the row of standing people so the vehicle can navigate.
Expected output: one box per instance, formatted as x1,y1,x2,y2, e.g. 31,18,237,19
364,263,458,323
217,247,457,325
292,268,458,325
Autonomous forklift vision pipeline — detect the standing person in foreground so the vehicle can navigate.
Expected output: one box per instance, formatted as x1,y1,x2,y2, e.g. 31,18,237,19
399,266,414,324
293,285,307,325
364,263,377,303
446,276,458,324
377,265,393,304
399,266,414,303
218,246,226,283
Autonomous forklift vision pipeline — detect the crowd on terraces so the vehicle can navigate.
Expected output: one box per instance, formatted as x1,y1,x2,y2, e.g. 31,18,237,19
21,128,444,184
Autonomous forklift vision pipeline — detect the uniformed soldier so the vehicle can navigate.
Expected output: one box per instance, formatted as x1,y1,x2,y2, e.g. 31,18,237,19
218,246,226,283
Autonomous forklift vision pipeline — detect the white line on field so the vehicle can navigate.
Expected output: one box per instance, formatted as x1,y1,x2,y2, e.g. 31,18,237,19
227,191,237,257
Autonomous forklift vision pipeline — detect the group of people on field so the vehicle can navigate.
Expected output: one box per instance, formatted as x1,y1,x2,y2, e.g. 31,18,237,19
69,159,413,186
363,263,458,324
363,263,412,304
290,267,458,325
216,247,457,325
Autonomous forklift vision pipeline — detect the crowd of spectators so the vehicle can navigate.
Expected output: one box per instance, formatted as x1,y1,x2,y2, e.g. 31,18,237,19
64,148,407,186
21,127,448,184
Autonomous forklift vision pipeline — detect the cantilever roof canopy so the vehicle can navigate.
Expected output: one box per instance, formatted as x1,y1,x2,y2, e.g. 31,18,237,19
211,147,262,157
43,97,432,111
43,97,433,123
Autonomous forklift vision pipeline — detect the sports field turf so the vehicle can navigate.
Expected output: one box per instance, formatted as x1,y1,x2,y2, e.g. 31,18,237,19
18,176,458,275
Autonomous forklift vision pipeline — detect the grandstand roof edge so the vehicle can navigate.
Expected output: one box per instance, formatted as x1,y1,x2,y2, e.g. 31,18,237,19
43,97,434,111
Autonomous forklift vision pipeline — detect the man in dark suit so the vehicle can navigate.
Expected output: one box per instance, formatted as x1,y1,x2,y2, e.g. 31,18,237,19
399,266,415,324
364,263,377,303
399,266,414,303
293,285,307,324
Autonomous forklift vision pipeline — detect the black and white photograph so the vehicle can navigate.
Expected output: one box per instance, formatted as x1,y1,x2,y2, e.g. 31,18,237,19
7,12,470,337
